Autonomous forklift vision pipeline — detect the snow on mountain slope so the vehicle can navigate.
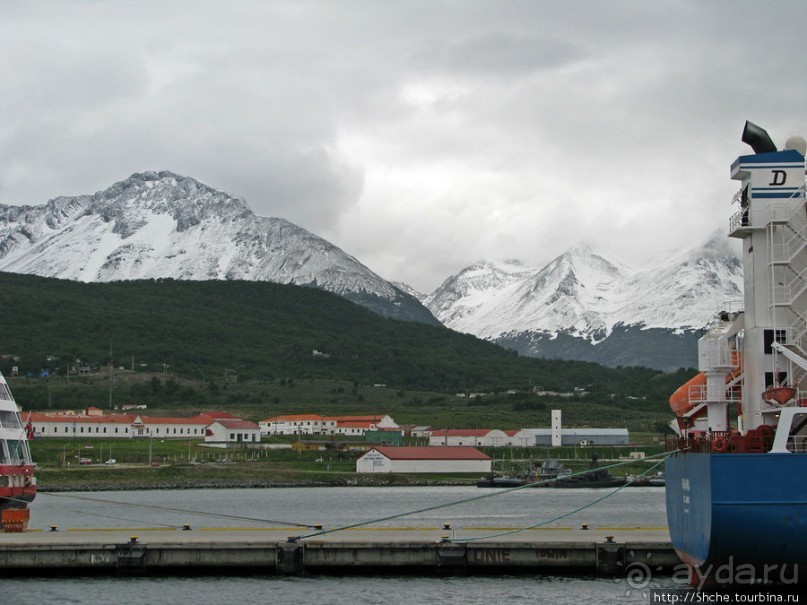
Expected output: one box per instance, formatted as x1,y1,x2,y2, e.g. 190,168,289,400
426,235,743,368
0,171,438,325
424,259,534,330
617,233,742,331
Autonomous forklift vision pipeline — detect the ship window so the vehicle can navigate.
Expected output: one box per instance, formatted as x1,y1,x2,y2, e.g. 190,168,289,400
764,329,787,354
0,383,13,401
787,415,807,452
5,440,22,464
0,411,21,429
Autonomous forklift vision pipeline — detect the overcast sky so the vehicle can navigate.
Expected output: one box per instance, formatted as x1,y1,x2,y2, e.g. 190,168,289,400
2,1,806,292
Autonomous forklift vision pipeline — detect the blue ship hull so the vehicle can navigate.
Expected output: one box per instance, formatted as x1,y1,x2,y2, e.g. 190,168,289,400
665,452,807,568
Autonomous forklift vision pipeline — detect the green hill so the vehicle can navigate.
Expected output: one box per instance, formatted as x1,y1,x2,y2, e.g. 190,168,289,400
0,272,693,427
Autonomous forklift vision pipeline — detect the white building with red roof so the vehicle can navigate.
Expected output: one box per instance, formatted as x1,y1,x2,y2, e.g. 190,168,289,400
129,415,211,438
258,414,335,436
503,429,537,447
29,412,137,438
28,409,257,442
259,414,398,436
204,419,261,444
356,446,491,474
330,415,399,436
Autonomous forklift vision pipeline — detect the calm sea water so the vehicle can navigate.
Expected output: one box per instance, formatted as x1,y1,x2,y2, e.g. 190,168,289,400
7,574,675,605
5,486,672,604
24,485,668,530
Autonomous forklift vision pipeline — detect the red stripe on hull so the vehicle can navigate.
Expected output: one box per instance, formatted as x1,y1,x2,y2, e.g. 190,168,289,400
0,464,37,510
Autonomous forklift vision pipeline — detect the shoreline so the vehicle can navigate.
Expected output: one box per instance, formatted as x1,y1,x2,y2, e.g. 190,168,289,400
36,476,476,492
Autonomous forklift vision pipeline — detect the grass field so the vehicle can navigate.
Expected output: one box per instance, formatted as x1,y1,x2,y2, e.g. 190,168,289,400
29,434,667,490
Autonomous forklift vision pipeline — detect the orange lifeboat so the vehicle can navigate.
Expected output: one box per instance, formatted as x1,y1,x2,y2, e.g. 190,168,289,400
669,373,707,416
762,386,796,406
669,352,743,416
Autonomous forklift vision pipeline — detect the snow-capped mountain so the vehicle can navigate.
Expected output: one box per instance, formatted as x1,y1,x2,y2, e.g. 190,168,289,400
0,169,743,369
0,171,438,325
425,236,743,370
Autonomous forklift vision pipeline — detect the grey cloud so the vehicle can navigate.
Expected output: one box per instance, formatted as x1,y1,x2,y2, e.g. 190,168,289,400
1,0,807,293
438,32,586,76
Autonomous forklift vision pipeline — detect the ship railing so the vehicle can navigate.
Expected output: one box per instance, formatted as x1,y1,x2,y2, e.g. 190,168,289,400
698,348,740,371
716,298,745,321
782,190,807,226
729,208,751,234
730,185,807,234
771,224,807,265
687,384,741,405
667,430,732,454
667,427,776,454
786,436,807,453
772,268,807,306
788,313,807,349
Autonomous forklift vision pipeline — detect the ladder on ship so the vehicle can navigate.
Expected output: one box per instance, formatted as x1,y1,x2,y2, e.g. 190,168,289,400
768,185,807,397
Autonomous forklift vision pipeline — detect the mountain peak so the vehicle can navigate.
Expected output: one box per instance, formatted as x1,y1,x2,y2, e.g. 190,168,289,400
0,172,439,325
427,236,743,368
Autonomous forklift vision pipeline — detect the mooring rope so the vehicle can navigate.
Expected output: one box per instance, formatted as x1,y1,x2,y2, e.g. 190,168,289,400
448,455,669,542
36,492,320,529
288,450,672,542
54,507,179,529
1,494,179,528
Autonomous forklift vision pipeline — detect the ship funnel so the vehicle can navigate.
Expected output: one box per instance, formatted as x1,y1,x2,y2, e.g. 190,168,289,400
742,121,777,154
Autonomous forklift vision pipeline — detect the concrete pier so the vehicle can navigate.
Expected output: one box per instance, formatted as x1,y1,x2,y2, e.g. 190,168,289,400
0,526,677,576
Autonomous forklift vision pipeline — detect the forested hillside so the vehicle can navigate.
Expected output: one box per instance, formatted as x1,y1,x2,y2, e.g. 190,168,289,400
0,272,694,407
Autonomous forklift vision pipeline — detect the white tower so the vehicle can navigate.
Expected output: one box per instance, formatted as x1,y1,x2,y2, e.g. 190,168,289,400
551,409,562,447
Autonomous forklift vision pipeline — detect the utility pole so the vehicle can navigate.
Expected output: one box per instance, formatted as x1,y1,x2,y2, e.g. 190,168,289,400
108,344,113,408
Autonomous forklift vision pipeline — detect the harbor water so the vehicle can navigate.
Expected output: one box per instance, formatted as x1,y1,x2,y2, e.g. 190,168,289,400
5,486,673,604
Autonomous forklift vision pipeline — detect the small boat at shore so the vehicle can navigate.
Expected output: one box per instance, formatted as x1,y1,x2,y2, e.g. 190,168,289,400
543,455,625,489
475,474,528,488
477,456,661,488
